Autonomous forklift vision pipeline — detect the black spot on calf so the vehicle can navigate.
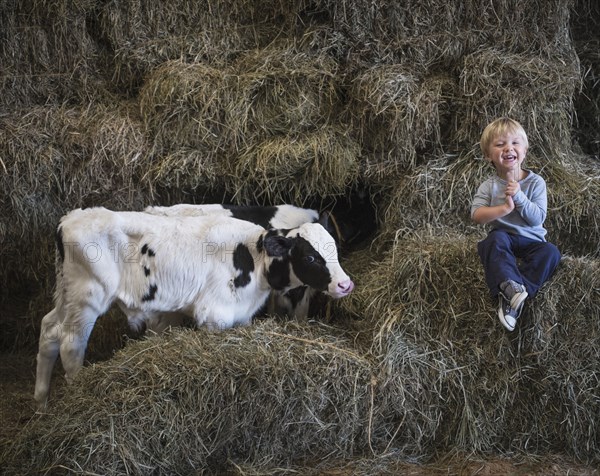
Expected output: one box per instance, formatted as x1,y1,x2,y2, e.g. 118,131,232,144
142,284,158,302
266,258,291,291
233,243,254,288
143,266,151,277
290,237,330,291
141,244,156,257
225,205,278,229
284,286,307,307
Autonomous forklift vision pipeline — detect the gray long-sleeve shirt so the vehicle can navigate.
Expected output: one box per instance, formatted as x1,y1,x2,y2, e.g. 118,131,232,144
470,169,548,242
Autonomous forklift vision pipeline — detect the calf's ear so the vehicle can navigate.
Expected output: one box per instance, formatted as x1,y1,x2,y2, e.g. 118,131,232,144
319,211,341,244
318,210,331,229
263,235,293,257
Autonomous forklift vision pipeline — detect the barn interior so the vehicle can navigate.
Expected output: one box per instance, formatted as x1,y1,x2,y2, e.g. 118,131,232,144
1,0,599,474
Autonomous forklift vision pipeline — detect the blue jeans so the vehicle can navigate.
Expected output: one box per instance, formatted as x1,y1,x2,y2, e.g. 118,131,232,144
477,230,561,299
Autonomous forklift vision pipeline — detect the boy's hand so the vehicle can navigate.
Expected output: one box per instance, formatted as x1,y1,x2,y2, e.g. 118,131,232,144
504,170,517,212
505,170,521,197
504,193,515,212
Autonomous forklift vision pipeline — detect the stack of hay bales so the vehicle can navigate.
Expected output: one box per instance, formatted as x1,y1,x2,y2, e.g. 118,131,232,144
96,0,308,92
1,0,599,473
138,46,360,203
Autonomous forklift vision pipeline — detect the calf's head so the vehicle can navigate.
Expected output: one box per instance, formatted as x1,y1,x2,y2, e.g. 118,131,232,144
261,223,354,298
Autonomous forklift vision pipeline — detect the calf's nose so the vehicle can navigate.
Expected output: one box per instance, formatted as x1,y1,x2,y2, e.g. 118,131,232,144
337,279,354,295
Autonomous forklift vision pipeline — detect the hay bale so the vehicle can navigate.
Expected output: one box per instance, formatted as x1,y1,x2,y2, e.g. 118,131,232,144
342,232,491,345
463,0,573,53
316,0,572,60
139,60,234,155
0,0,105,108
230,126,360,204
347,67,456,180
139,46,341,165
0,316,456,472
1,321,379,474
378,152,600,258
341,232,522,453
314,4,470,70
317,1,464,45
112,28,260,92
457,49,581,155
542,157,600,258
96,0,305,47
96,0,240,48
347,65,421,174
341,231,600,460
378,155,483,236
97,0,310,91
229,46,340,147
509,256,600,460
0,104,148,232
142,147,224,196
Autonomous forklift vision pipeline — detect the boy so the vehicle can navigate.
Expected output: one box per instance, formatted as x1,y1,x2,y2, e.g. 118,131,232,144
471,117,561,331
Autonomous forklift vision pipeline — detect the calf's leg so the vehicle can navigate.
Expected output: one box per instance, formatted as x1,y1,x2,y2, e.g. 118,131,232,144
34,307,63,409
59,304,100,385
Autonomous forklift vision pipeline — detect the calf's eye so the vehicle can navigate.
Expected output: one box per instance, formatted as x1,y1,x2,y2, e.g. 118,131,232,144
304,255,315,264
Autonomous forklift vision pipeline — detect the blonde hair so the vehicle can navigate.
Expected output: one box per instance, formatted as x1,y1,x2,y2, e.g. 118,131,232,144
480,117,528,157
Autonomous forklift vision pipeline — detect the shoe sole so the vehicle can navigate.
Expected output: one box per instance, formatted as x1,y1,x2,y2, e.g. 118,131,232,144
510,291,528,313
499,289,528,316
498,310,516,331
497,297,516,331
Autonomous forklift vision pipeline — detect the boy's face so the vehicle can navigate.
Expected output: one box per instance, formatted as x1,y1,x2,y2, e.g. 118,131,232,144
485,131,528,177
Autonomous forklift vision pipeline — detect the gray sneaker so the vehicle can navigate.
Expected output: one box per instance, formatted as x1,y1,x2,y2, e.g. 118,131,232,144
497,294,523,331
499,279,528,311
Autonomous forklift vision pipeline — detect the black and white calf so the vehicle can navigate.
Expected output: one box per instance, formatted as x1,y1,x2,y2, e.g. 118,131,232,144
34,207,353,407
144,203,340,321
